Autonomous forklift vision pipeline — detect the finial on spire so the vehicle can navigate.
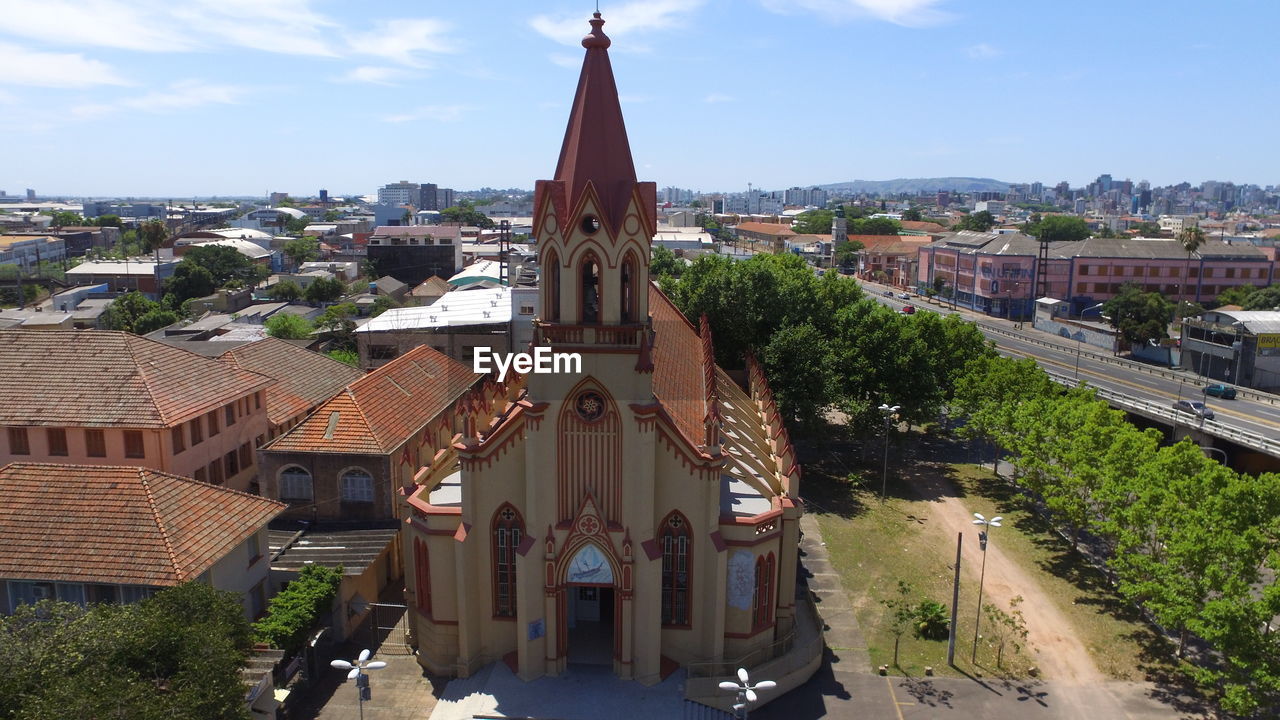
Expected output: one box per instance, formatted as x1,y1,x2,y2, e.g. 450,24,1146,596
583,12,610,49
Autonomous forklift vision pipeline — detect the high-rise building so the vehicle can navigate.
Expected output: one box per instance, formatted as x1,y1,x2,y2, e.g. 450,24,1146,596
378,181,424,207
25,189,35,202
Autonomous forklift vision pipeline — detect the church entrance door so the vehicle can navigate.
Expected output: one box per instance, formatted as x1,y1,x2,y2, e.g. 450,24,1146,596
566,585,615,666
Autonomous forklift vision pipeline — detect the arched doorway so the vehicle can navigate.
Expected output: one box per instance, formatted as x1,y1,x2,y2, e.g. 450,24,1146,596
561,541,618,667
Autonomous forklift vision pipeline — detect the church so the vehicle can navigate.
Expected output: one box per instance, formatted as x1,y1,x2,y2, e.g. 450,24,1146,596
401,13,802,684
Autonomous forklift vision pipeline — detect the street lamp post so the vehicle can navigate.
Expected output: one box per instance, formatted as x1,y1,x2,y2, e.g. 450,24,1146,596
1074,303,1106,380
331,649,387,720
718,667,777,720
878,404,900,502
970,512,1002,665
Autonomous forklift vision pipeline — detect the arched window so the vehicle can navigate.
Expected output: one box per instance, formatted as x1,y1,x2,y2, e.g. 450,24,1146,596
414,538,431,616
620,253,636,323
340,469,375,503
546,248,561,323
493,504,524,618
752,553,775,631
279,466,312,501
580,253,600,324
660,511,691,626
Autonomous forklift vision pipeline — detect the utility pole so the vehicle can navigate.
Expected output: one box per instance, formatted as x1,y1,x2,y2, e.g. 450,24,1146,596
947,532,962,667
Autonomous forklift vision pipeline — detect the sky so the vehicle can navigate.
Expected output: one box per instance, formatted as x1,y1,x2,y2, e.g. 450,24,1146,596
1,0,1276,198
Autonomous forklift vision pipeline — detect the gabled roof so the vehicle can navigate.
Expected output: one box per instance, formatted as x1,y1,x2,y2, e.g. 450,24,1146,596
0,329,273,428
218,338,364,427
736,222,797,237
648,284,707,445
0,463,284,586
409,276,451,297
554,13,637,233
264,344,480,455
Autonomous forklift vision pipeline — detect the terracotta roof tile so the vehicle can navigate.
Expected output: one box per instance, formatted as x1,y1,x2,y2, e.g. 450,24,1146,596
218,338,364,427
0,463,284,586
0,329,274,428
735,222,797,237
649,284,706,445
264,345,479,455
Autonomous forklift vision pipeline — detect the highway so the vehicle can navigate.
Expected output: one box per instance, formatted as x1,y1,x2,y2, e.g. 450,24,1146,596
855,278,1280,448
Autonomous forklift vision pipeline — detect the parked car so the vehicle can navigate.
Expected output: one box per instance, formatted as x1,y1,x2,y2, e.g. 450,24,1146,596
1173,400,1215,420
884,289,895,297
1202,383,1237,399
898,292,911,299
900,305,916,315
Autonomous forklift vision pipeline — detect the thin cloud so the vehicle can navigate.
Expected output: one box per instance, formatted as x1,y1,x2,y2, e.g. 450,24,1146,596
347,18,456,67
530,0,707,48
0,0,189,52
0,43,129,88
71,79,246,119
704,93,735,104
758,0,953,27
382,105,467,124
966,43,1000,59
549,53,581,69
335,66,402,86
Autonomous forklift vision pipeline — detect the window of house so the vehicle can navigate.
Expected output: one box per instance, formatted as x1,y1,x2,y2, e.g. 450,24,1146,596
255,392,262,410
209,460,225,485
7,427,30,455
519,303,535,315
171,426,185,454
194,467,208,483
341,469,374,503
752,553,775,631
239,442,252,471
247,532,261,565
369,345,398,360
280,467,313,501
47,428,68,456
660,511,691,626
492,504,524,618
225,405,236,426
85,429,106,458
224,450,239,478
415,538,432,616
190,418,203,446
124,430,145,459
207,411,219,436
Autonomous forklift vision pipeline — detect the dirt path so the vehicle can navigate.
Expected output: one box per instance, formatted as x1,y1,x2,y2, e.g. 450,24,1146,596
911,469,1106,687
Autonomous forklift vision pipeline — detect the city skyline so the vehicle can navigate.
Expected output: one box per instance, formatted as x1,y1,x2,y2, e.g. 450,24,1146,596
2,0,1277,196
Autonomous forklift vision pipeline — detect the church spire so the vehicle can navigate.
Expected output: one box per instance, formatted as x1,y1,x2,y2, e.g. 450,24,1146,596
553,12,637,233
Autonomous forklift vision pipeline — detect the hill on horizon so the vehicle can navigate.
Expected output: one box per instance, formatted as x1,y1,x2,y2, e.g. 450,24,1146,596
818,177,1013,195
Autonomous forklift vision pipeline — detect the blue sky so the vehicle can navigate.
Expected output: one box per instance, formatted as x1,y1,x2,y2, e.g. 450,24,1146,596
1,0,1275,197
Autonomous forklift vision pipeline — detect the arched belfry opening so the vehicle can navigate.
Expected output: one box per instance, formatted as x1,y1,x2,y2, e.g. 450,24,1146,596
545,247,561,323
580,253,601,324
620,252,636,323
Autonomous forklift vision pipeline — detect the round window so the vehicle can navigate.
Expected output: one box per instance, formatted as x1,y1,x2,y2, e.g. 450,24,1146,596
575,391,606,422
580,215,601,234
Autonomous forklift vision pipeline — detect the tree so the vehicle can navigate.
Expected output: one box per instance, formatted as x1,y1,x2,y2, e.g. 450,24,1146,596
265,313,314,339
101,291,163,334
304,276,345,304
650,246,683,280
1215,284,1258,308
439,200,496,229
983,596,1028,668
165,262,217,304
901,207,922,222
1102,283,1174,347
848,217,901,235
880,580,915,667
316,302,359,349
326,348,359,366
285,215,310,234
1242,285,1280,311
47,210,83,227
1132,221,1163,236
268,280,302,301
323,209,341,222
790,209,834,235
956,210,995,232
761,324,832,428
0,582,253,720
283,236,319,268
182,245,258,287
952,355,1054,469
134,308,180,334
94,214,123,228
833,239,864,269
252,565,342,655
138,219,168,253
1177,226,1206,313
1025,215,1091,243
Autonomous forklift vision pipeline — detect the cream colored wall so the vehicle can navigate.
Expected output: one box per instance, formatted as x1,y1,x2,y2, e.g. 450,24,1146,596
204,527,272,620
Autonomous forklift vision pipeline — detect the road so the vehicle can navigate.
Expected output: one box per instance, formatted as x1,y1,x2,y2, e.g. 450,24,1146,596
855,278,1280,448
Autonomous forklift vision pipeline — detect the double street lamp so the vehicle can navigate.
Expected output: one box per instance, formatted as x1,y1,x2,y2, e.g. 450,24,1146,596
971,512,1002,665
331,649,386,720
718,667,777,719
878,404,900,502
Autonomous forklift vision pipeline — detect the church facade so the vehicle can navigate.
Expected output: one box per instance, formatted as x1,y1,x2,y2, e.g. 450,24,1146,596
401,13,802,684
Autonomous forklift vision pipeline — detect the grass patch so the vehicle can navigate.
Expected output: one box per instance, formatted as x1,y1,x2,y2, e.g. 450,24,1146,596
803,431,1177,683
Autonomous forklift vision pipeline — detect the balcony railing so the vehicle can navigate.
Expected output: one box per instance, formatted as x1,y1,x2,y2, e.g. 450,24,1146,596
533,322,646,348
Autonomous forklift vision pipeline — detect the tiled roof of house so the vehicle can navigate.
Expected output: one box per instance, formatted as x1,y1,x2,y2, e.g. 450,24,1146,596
264,345,479,455
408,276,451,297
0,463,284,586
900,220,947,233
218,338,364,427
735,222,797,237
0,329,273,428
648,284,706,446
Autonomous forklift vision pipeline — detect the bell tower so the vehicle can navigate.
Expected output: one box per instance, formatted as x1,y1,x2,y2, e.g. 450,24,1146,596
533,12,657,329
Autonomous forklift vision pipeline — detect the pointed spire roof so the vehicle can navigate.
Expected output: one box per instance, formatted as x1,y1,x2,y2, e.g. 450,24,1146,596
554,12,637,232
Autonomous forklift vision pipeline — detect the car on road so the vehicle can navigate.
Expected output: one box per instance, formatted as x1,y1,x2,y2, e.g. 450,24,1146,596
1202,383,1237,399
884,289,895,297
900,305,916,315
898,292,911,299
1173,400,1215,420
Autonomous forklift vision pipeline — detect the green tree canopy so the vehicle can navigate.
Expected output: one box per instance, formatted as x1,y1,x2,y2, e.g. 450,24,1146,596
47,210,83,227
181,245,259,287
284,216,310,234
283,236,319,267
791,209,834,235
165,262,217,304
0,582,253,720
649,246,683,280
834,239,865,268
268,280,303,302
138,219,168,253
848,217,902,235
439,200,496,229
303,276,345,304
901,207,923,222
1242,285,1280,311
1025,215,1091,243
94,214,123,228
1132,221,1163,236
1103,283,1174,346
265,313,314,339
101,291,167,334
956,210,995,232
